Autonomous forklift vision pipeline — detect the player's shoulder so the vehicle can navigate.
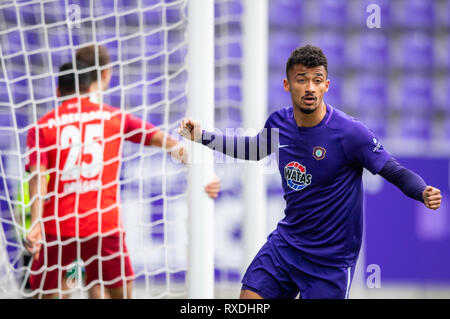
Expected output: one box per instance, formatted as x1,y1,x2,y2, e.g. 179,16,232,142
266,106,292,124
80,99,125,119
327,105,372,137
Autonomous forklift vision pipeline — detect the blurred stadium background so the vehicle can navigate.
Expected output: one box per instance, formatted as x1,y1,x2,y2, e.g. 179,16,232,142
1,0,450,298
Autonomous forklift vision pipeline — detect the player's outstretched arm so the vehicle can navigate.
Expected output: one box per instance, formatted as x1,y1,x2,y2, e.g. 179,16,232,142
124,113,221,198
422,186,442,210
378,157,442,210
149,129,221,198
178,117,273,161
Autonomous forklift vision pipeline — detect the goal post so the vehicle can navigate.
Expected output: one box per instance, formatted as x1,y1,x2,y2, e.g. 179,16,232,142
186,0,215,299
241,0,269,274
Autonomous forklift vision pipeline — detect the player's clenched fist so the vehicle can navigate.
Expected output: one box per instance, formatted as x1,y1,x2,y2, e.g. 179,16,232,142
178,118,202,142
422,186,442,210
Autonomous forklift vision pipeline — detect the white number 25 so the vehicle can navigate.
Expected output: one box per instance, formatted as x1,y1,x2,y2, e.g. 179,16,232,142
60,124,103,181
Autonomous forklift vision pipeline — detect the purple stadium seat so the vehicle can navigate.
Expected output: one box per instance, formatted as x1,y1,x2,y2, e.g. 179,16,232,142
0,82,8,103
120,36,142,61
401,74,433,114
19,3,41,27
14,109,30,129
145,32,164,56
166,7,182,24
312,31,346,71
315,0,348,28
146,81,164,104
1,30,22,56
47,25,70,49
215,42,241,60
142,0,161,7
103,40,119,63
146,55,164,81
5,55,26,80
169,47,187,64
92,0,115,18
95,16,116,42
436,0,450,28
31,76,54,102
435,34,450,71
391,0,434,29
357,113,387,139
397,32,433,70
215,0,242,19
124,93,144,109
23,29,44,52
399,114,432,141
28,52,51,75
268,74,290,112
43,1,66,24
444,116,450,139
215,84,241,104
325,74,342,108
269,0,302,27
121,12,140,31
0,6,18,29
269,30,301,68
51,50,73,72
143,7,162,28
347,32,389,70
356,75,388,111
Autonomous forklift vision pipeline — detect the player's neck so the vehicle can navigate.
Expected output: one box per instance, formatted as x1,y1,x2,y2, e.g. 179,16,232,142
88,83,103,104
293,102,327,128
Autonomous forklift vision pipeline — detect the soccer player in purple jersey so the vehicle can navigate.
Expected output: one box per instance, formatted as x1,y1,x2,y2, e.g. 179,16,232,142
178,45,442,299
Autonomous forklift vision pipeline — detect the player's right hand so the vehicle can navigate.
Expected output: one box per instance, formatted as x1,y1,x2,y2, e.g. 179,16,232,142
25,223,43,261
178,118,202,142
422,186,442,210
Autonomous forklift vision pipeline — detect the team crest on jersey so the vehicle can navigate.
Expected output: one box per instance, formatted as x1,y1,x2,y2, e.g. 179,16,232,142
284,161,312,191
312,146,326,160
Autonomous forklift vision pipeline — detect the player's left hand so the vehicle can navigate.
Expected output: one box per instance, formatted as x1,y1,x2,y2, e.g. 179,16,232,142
205,174,220,199
422,186,442,210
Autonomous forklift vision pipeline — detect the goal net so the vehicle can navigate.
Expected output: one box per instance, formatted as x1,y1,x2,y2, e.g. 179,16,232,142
0,0,190,298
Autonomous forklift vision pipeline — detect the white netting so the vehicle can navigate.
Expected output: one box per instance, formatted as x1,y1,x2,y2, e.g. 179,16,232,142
0,0,189,298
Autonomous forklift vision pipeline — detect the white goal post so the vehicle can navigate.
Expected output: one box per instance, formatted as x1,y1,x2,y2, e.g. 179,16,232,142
186,0,215,299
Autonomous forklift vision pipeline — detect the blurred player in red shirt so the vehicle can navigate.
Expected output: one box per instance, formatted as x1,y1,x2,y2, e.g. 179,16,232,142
25,60,220,298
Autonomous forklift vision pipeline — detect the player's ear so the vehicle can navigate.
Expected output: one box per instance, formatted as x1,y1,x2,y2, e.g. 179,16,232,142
283,78,290,92
325,79,330,92
101,67,112,90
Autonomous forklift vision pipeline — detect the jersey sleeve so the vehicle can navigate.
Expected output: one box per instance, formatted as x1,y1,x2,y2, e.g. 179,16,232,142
200,114,276,161
123,112,158,146
341,118,391,175
25,124,48,172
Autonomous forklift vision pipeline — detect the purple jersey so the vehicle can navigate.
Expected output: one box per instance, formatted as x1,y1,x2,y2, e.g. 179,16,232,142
202,103,392,267
266,104,391,267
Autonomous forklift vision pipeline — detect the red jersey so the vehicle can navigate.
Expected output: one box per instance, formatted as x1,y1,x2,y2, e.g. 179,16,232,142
25,97,157,237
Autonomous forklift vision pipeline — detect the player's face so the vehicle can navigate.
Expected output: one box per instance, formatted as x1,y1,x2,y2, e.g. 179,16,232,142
284,64,329,115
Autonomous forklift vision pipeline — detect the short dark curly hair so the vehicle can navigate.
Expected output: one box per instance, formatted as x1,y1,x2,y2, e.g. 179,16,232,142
285,44,328,78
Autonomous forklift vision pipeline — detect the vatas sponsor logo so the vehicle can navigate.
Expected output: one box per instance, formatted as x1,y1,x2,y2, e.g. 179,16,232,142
284,161,312,191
